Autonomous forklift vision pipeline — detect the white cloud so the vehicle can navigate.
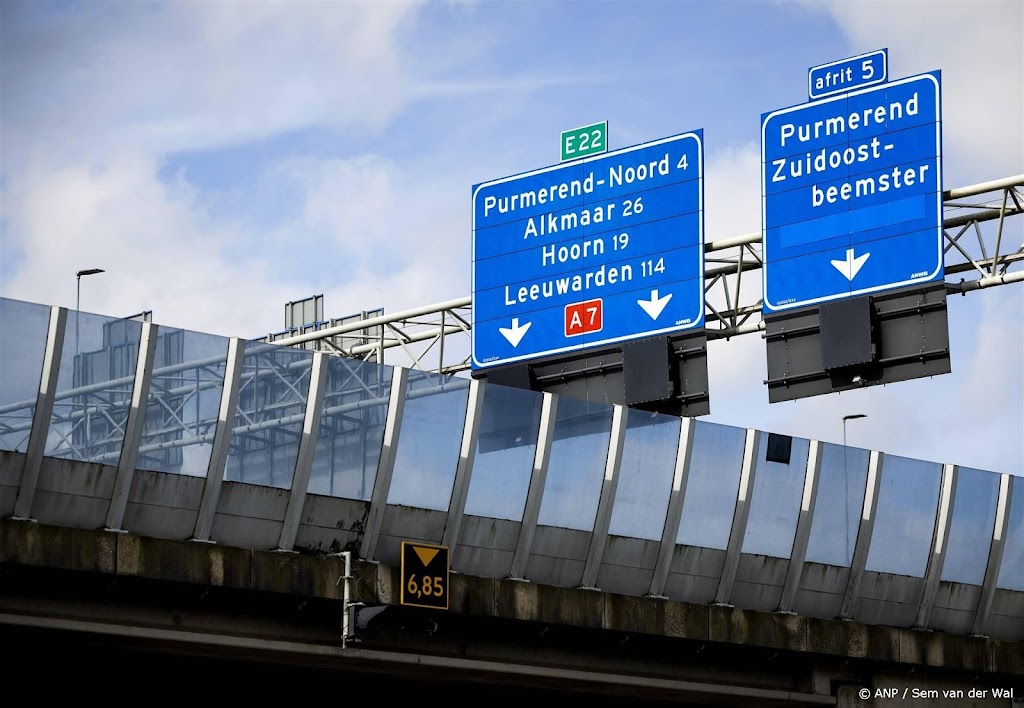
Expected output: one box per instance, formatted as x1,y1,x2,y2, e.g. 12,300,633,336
1,154,294,336
270,153,474,341
0,1,425,163
0,1,453,334
802,0,1024,183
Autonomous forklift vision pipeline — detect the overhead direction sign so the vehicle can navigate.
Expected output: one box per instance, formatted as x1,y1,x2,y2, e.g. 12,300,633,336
400,541,449,610
472,131,704,370
761,72,943,313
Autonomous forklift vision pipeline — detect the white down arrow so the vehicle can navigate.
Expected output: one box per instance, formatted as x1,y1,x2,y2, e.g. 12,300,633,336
830,248,870,281
498,318,532,347
637,289,672,320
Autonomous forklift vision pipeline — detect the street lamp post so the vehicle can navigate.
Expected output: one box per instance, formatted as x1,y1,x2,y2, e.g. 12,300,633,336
842,413,867,450
74,268,104,454
75,268,105,358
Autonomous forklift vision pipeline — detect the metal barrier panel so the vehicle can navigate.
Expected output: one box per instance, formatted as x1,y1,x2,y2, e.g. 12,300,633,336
135,328,230,477
442,379,483,553
278,351,329,551
941,467,1000,585
996,475,1024,591
386,372,470,511
462,383,543,521
308,355,391,500
0,299,52,453
536,396,614,531
676,420,747,550
105,322,158,531
865,455,943,577
579,405,627,588
607,411,681,541
224,344,315,489
45,309,144,463
804,443,870,567
594,413,685,596
741,434,810,558
359,367,408,561
508,393,557,580
193,337,245,541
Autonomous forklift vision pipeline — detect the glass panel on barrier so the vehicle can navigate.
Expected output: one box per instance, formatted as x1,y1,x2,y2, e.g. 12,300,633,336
0,298,52,452
607,410,681,541
996,475,1024,591
805,443,869,567
224,343,314,489
308,357,390,501
387,371,470,511
741,434,811,558
537,396,613,531
865,454,942,577
45,309,144,463
677,421,747,550
462,383,543,521
136,328,229,477
941,467,999,586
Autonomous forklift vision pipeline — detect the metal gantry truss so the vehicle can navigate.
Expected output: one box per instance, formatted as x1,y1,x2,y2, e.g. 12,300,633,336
0,176,1019,463
271,174,1023,374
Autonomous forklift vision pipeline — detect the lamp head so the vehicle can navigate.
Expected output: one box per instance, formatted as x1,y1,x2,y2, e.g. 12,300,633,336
76,268,105,277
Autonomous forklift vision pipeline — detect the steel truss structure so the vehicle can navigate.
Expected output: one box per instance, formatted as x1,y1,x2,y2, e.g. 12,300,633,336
0,177,1019,470
270,174,1023,375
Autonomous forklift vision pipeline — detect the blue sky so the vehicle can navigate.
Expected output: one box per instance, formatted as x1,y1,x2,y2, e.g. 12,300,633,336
0,0,1021,474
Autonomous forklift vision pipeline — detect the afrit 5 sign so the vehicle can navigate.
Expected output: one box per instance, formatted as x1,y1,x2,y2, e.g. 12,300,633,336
471,132,704,370
762,70,943,313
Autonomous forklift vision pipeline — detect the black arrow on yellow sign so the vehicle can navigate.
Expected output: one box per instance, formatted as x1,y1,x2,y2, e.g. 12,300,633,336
400,541,449,610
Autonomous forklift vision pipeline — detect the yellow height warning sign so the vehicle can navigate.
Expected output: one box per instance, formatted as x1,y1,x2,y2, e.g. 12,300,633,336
400,541,450,610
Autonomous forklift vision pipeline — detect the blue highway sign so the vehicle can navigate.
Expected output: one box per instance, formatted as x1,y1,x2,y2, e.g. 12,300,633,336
808,49,888,100
762,72,943,313
472,132,704,370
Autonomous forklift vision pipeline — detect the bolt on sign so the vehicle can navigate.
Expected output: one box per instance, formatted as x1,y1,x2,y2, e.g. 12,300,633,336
400,541,450,610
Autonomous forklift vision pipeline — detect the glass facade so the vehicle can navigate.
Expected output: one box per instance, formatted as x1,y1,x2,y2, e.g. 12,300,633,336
607,411,681,541
0,299,51,453
741,434,810,558
865,455,942,577
996,476,1024,591
224,344,314,489
677,421,747,550
307,356,390,500
941,467,999,585
137,328,229,477
386,372,469,511
46,309,143,463
463,384,543,521
805,443,870,567
537,397,614,531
